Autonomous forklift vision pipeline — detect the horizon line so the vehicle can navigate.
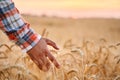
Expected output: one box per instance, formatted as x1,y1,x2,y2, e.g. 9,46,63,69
20,10,120,19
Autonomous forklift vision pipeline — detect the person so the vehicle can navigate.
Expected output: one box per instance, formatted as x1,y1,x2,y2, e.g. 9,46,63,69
0,0,60,71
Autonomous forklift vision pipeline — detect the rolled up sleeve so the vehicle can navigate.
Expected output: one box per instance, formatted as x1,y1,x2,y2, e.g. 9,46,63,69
0,0,41,53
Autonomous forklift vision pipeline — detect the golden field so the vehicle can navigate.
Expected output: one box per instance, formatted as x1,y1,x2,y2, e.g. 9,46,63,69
0,15,120,80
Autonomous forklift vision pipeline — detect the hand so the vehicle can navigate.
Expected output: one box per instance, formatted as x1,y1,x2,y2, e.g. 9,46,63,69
27,38,60,72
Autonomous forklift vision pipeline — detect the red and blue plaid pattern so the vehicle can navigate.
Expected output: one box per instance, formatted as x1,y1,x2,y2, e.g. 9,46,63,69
0,0,41,53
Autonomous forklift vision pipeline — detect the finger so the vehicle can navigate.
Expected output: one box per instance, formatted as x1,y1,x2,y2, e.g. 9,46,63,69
45,38,59,50
39,55,50,71
28,53,41,68
32,59,43,70
47,51,60,68
45,58,51,71
46,61,51,70
29,53,44,70
37,59,44,70
40,54,48,65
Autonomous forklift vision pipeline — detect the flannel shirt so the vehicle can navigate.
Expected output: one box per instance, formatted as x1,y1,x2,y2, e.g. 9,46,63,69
0,0,41,53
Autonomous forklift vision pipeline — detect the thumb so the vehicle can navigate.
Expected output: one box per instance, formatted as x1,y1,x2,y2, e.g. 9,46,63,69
44,38,59,50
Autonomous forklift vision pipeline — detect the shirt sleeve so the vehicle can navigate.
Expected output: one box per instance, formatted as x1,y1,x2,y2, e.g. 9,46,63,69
0,0,41,53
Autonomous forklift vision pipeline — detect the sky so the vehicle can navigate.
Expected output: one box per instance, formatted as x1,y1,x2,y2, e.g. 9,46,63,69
13,0,120,18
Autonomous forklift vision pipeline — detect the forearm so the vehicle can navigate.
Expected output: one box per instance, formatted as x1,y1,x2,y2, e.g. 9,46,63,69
0,0,41,52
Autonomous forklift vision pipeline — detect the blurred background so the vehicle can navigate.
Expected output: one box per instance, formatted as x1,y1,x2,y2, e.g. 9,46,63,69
11,0,120,45
14,0,120,18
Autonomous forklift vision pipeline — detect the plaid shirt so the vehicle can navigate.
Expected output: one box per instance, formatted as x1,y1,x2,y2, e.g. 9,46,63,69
0,0,41,53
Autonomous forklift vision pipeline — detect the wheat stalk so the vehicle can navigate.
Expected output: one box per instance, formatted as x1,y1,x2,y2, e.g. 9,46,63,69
0,44,12,51
0,65,38,80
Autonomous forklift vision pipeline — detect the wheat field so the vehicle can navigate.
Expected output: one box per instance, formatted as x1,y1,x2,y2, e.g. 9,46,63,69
0,15,120,80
